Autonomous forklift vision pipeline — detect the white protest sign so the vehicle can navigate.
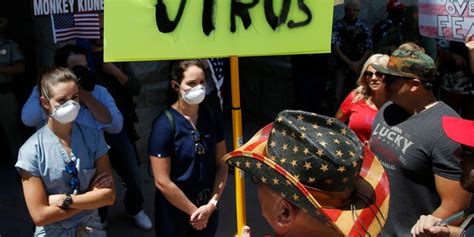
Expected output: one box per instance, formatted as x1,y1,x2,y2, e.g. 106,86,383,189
419,0,474,42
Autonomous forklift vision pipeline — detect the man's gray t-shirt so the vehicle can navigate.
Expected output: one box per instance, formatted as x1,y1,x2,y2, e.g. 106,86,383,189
369,101,461,236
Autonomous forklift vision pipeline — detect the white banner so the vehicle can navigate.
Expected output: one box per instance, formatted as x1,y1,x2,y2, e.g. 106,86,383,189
419,0,474,42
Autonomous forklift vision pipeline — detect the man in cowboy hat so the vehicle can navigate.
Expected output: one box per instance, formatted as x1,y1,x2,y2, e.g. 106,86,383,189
411,116,474,236
225,110,390,237
370,44,471,236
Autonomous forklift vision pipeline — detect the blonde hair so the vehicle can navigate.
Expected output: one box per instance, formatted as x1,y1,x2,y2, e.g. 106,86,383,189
352,54,390,103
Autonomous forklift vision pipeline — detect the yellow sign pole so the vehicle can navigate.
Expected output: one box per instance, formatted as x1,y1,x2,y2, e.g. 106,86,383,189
230,55,246,237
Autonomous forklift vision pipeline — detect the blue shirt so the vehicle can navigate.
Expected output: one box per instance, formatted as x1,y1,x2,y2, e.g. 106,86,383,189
332,18,372,61
15,123,109,236
148,105,224,199
21,85,123,134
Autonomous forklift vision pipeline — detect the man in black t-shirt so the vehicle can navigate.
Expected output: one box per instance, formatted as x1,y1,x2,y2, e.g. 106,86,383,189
370,44,471,236
411,116,474,236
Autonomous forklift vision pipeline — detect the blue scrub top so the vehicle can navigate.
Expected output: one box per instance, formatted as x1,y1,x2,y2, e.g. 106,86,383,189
148,104,224,200
15,123,109,237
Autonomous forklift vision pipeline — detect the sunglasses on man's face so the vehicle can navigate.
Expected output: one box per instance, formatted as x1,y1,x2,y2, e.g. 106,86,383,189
363,71,384,78
383,74,413,84
191,130,206,155
65,161,80,193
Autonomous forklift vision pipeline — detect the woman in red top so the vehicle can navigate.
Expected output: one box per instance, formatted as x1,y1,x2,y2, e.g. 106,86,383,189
335,54,390,143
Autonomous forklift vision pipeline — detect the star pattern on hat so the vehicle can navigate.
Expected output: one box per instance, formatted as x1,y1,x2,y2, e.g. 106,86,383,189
227,110,367,223
320,164,329,172
303,147,309,155
352,160,358,168
291,160,298,167
292,146,299,153
292,193,300,201
326,118,335,125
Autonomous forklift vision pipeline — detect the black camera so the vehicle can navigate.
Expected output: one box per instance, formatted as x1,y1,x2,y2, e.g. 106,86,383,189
71,65,96,92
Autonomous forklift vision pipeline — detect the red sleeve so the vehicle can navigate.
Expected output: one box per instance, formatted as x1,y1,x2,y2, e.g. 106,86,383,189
339,91,356,115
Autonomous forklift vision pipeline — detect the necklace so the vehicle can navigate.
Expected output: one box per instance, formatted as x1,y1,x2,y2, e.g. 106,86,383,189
415,101,438,114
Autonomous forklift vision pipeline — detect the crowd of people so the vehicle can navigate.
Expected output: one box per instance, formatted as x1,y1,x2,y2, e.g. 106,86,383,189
2,0,474,236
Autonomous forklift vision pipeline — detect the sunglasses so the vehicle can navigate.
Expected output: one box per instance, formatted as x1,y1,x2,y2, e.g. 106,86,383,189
384,74,413,84
65,160,80,194
191,130,206,155
363,71,384,78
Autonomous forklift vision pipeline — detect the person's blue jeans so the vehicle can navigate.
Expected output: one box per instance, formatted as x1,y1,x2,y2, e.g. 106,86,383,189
99,129,144,220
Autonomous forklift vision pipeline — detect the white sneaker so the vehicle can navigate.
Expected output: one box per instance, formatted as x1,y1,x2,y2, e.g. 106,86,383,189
132,210,152,230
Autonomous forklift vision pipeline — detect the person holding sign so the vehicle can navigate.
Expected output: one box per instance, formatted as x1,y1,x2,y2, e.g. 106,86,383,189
148,60,228,237
16,67,115,236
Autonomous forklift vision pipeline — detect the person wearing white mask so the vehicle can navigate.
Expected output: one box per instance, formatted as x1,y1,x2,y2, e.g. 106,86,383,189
148,60,228,237
15,67,116,236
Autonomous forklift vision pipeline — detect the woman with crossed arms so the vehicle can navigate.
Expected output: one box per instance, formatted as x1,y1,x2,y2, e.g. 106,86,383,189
16,67,115,236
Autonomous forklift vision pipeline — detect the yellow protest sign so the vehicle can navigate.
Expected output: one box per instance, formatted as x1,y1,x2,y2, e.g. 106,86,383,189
104,0,334,62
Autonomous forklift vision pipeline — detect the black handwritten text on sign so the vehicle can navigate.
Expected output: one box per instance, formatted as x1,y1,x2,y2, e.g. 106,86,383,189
155,0,312,36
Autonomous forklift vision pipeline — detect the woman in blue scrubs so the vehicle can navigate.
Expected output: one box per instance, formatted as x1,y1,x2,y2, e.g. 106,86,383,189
15,67,115,236
148,60,228,237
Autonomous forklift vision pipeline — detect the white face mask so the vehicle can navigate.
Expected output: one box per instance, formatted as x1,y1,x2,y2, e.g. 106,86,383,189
46,94,81,124
181,84,206,105
51,100,81,124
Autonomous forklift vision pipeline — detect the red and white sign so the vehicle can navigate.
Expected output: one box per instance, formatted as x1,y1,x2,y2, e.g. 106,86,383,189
419,0,474,42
